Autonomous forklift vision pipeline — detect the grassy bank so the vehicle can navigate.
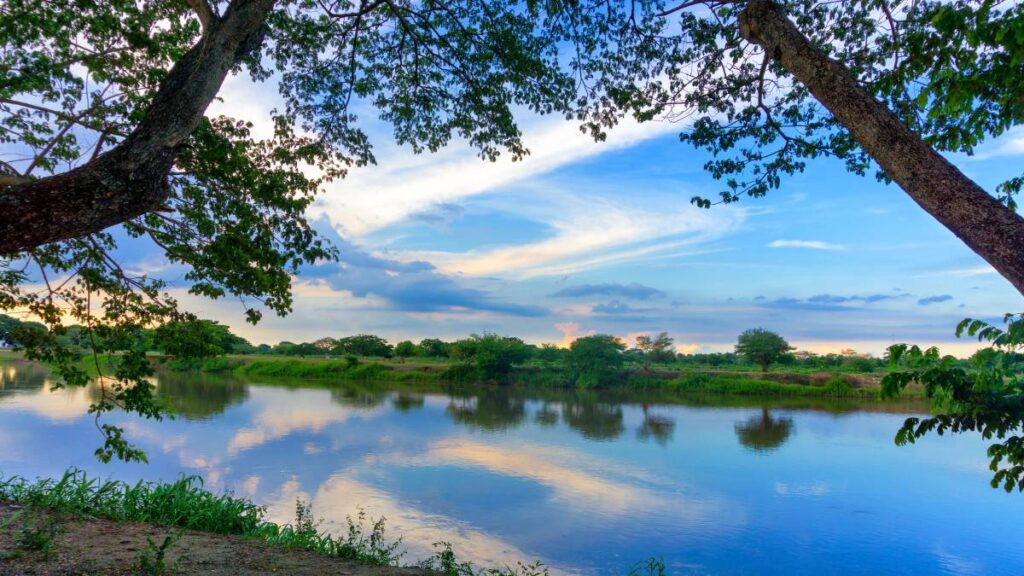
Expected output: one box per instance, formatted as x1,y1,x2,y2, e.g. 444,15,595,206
0,469,663,576
226,357,895,399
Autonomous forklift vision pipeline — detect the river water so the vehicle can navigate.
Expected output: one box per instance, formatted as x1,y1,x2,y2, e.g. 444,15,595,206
1,359,1021,575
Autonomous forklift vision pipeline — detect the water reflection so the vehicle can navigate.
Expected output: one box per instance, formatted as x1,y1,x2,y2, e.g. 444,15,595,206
155,371,249,420
637,404,676,445
734,408,795,453
0,358,1022,576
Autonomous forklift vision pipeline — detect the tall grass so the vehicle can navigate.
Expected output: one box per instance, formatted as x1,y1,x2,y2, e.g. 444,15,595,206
0,469,402,565
649,373,882,398
239,360,438,383
0,469,583,574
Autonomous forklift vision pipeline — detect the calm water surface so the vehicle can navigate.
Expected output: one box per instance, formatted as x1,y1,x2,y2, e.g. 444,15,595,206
1,359,1022,575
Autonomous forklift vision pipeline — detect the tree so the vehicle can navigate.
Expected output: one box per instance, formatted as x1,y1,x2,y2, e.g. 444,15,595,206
153,319,226,359
735,328,793,372
417,338,450,358
449,333,530,381
635,332,675,369
535,343,563,367
568,335,626,387
394,340,416,361
333,334,393,358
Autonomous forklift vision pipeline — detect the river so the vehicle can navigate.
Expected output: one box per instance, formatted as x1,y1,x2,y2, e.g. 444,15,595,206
0,359,1021,575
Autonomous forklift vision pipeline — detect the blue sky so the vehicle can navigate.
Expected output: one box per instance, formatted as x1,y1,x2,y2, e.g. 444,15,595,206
108,76,1024,354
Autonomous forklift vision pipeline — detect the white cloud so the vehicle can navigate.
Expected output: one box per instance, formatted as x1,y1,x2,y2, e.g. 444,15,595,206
768,239,845,251
394,190,744,278
309,116,678,238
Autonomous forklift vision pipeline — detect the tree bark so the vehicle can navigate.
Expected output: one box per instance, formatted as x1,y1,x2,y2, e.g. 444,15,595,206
739,0,1024,296
0,0,275,255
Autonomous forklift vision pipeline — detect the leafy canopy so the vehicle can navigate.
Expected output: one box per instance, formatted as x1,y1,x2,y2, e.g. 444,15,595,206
883,314,1024,492
735,328,793,372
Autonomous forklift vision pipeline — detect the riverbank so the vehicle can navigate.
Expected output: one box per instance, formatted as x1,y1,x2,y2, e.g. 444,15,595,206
162,354,910,399
0,470,555,576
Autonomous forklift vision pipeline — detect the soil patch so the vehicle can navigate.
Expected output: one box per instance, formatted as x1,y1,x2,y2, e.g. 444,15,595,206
0,503,425,576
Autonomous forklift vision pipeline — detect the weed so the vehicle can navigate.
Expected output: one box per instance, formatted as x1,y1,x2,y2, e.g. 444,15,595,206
137,532,179,576
8,511,62,560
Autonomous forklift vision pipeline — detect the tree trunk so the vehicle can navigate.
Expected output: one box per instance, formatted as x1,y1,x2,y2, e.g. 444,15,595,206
0,0,276,255
739,0,1024,296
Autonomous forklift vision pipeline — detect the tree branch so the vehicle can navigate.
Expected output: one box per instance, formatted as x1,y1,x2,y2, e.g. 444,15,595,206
0,0,277,256
739,0,1024,296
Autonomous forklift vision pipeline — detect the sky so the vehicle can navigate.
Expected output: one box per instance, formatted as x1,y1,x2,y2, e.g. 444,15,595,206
24,72,1024,356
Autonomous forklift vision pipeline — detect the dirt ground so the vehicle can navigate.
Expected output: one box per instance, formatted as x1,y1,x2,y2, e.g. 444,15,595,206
0,503,425,575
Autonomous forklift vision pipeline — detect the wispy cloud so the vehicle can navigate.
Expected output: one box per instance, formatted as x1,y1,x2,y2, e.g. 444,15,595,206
299,218,547,317
918,294,953,306
768,240,845,251
310,116,677,238
407,191,744,278
551,282,666,300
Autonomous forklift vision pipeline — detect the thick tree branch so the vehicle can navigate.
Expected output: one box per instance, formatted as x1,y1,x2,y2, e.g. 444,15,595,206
0,0,276,256
187,0,218,31
739,0,1024,296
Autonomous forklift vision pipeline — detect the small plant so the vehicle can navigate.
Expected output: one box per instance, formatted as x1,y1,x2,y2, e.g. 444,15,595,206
261,501,403,566
626,558,666,576
137,531,179,576
822,375,854,396
421,542,548,576
344,354,360,369
7,511,63,560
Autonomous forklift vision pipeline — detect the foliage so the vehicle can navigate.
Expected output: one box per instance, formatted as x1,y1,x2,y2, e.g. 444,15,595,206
332,335,394,358
154,319,230,359
449,333,530,382
882,314,1024,491
417,338,451,358
635,332,675,367
567,335,626,387
394,340,417,359
735,329,794,372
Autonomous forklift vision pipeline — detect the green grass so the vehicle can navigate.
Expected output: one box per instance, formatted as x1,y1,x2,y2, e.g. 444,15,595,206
643,373,886,398
238,359,439,382
0,468,571,575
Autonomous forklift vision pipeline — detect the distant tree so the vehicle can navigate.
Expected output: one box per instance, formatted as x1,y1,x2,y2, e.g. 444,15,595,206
417,338,450,358
635,332,675,368
394,340,416,361
735,329,794,372
154,320,226,359
285,342,321,357
450,333,530,381
568,335,626,387
312,337,338,352
535,343,563,367
272,341,297,355
256,344,272,354
333,335,393,358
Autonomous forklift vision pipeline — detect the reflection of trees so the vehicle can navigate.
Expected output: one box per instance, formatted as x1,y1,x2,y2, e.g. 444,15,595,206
0,361,50,393
534,402,560,427
330,386,387,409
637,404,675,445
446,389,526,431
155,372,249,420
563,398,624,440
735,407,794,452
391,392,425,412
